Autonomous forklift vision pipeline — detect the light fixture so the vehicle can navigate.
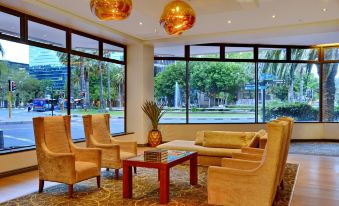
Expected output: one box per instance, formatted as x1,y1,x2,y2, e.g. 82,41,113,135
272,14,276,18
90,0,132,21
322,8,327,12
139,22,143,26
227,20,232,24
160,0,196,35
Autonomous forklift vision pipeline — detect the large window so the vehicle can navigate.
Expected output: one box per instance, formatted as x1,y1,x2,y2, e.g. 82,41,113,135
155,44,338,124
189,62,255,123
0,6,126,153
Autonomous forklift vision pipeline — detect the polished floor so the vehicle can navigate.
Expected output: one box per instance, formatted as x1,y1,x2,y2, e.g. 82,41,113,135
0,152,338,205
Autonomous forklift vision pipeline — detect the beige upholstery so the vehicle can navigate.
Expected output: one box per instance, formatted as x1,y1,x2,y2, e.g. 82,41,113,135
33,116,101,197
82,114,137,171
158,140,241,157
203,131,254,149
207,121,289,206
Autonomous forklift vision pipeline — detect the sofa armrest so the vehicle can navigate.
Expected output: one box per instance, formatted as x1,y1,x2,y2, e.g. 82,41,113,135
221,158,260,170
241,147,264,155
232,152,263,161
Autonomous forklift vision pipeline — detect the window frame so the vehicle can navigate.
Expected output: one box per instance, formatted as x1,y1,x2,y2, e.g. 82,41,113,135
155,43,339,125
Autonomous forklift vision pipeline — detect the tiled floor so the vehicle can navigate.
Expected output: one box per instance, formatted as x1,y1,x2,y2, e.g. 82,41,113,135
0,151,339,205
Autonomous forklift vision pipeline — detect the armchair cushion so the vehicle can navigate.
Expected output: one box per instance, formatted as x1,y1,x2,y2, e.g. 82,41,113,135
203,131,250,149
75,161,99,182
43,116,71,153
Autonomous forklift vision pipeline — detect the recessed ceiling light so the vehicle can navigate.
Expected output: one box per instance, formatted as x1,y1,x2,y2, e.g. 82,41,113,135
272,15,276,19
139,22,143,26
154,28,157,33
227,20,232,24
322,8,327,12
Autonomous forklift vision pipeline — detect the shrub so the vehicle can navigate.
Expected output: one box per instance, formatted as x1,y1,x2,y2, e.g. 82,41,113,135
265,103,318,121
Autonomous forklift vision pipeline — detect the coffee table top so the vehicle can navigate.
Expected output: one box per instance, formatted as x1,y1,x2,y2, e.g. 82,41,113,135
125,150,196,165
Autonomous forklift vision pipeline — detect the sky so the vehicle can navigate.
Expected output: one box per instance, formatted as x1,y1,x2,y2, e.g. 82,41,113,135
0,39,29,64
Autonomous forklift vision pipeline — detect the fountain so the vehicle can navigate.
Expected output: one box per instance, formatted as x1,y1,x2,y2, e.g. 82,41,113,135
174,82,180,108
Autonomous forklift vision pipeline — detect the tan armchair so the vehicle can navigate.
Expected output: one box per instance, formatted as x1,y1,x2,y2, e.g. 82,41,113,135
208,121,289,206
33,116,102,198
82,114,137,178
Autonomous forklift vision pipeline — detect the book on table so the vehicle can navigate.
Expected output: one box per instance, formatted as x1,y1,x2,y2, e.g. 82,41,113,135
144,149,168,162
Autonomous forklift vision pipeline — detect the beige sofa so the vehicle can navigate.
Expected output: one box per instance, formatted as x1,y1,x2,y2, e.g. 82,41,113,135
157,130,266,166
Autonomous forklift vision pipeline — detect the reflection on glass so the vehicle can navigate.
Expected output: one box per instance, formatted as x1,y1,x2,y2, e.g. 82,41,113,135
291,48,318,60
155,46,185,57
259,48,286,60
0,39,67,150
28,21,66,47
225,47,254,59
0,12,20,38
324,48,339,60
189,62,255,123
71,34,99,55
70,56,125,137
103,43,124,61
190,46,220,58
258,63,319,122
154,60,186,123
323,63,339,122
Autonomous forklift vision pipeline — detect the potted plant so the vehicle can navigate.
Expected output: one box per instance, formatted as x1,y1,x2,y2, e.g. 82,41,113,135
142,100,166,147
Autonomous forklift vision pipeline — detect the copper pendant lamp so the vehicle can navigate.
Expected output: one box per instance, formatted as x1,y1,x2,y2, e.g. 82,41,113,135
160,0,196,35
90,0,132,21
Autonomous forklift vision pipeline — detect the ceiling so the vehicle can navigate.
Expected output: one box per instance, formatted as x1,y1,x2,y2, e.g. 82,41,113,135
0,0,339,47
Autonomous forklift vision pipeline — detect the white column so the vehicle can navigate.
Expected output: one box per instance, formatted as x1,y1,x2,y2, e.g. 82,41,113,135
126,43,154,144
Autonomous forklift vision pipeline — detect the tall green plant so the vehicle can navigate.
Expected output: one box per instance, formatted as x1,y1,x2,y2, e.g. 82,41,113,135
142,100,166,130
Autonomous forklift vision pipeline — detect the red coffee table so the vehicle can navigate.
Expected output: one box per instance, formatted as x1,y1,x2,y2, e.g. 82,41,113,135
123,150,198,204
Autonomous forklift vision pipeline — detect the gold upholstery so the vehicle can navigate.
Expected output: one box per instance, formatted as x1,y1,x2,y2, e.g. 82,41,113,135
82,114,137,172
33,116,102,197
203,131,254,149
207,121,289,206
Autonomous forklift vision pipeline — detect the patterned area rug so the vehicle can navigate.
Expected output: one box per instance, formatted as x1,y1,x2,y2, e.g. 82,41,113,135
0,164,298,206
289,142,339,157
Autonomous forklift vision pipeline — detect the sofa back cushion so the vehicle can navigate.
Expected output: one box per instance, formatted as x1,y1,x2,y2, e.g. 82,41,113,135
247,129,267,148
195,131,205,145
203,131,253,149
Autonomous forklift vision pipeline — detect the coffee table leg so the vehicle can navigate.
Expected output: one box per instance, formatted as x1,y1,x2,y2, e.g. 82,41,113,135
123,165,132,198
190,156,198,185
159,167,169,204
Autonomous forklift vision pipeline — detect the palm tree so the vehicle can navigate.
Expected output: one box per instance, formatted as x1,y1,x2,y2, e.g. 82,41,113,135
113,68,125,108
0,43,4,57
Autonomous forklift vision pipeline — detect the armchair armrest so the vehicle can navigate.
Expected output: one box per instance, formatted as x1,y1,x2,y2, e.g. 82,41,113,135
232,152,263,161
74,147,102,168
111,138,137,155
221,158,260,170
241,147,264,155
39,145,76,183
90,137,120,161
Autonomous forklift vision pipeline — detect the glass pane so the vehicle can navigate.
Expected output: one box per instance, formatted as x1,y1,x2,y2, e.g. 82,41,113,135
291,48,318,60
155,46,185,57
154,60,186,123
103,43,124,61
0,39,67,150
258,63,320,122
190,46,220,58
28,21,66,48
0,11,20,38
71,34,99,55
324,48,339,60
189,62,255,123
259,48,286,60
322,63,339,122
70,56,125,137
225,47,254,59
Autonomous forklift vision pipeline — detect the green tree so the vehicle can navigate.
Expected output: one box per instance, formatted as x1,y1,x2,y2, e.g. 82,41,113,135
154,62,186,106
